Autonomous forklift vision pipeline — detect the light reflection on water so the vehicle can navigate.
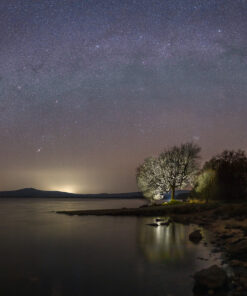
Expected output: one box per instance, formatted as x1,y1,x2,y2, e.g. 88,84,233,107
0,198,222,296
139,222,194,263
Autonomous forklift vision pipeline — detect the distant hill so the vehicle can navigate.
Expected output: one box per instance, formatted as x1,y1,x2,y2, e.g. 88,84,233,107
0,188,144,199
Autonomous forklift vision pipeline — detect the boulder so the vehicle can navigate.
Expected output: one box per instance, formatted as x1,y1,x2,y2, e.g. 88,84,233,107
193,265,228,290
189,230,203,243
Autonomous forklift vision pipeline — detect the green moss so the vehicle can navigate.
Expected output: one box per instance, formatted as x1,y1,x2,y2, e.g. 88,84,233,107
162,200,184,206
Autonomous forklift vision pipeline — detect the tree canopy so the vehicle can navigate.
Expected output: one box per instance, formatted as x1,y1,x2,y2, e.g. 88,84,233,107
136,142,201,202
199,150,247,201
193,169,218,202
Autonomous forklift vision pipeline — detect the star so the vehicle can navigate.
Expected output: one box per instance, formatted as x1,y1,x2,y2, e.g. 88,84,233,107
0,0,246,194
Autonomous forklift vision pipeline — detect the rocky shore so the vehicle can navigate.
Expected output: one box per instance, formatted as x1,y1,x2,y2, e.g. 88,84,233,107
57,202,247,295
171,204,247,295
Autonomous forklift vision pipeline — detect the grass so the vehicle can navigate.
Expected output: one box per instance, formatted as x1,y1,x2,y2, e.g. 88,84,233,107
162,200,184,206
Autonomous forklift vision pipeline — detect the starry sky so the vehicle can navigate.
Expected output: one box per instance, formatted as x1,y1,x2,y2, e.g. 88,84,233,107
0,0,247,193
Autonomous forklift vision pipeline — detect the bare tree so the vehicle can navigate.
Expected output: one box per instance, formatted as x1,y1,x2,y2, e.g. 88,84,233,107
136,143,201,202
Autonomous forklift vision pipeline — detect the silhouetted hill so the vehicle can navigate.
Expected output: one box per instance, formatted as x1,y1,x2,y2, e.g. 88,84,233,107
0,188,144,199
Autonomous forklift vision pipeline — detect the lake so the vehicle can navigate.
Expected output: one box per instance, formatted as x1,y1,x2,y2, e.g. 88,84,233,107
0,198,223,296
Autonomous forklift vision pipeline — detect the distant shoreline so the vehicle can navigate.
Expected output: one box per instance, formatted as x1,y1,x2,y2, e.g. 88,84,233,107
0,188,144,199
0,196,144,199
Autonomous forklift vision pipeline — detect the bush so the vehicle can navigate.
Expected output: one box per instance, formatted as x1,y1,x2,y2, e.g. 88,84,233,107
162,200,184,206
194,150,247,201
193,169,219,202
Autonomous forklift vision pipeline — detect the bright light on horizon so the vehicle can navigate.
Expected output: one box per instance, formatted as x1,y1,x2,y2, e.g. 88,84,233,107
48,185,79,194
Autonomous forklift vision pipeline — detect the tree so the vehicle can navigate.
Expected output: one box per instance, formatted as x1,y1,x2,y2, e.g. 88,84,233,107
202,150,247,201
193,169,218,202
136,157,163,202
158,142,201,200
136,142,201,202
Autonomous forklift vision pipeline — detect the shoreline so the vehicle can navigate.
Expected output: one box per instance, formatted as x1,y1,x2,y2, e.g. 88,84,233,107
57,202,247,295
56,202,218,216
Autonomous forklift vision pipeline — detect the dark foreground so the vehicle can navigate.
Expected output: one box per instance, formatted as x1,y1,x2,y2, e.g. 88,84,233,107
58,202,247,295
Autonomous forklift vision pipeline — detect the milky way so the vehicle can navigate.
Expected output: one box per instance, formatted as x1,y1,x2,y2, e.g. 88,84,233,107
0,0,247,193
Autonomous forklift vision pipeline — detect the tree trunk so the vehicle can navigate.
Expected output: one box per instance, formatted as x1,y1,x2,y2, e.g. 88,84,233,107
171,186,175,201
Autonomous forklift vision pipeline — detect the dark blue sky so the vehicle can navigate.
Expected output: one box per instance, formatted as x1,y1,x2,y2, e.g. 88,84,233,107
0,0,247,193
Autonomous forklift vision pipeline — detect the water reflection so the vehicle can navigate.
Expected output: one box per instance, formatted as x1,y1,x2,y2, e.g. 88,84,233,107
138,219,205,264
0,199,222,296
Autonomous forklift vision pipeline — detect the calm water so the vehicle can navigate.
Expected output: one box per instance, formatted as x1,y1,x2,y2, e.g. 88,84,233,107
0,198,222,296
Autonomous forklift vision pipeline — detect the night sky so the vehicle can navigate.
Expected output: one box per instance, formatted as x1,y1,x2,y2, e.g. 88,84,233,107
0,0,247,193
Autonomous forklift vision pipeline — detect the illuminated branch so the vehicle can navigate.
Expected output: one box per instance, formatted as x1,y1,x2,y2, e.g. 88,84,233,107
136,142,201,202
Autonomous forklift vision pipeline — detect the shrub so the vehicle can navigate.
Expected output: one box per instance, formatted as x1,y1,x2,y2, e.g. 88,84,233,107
195,150,247,201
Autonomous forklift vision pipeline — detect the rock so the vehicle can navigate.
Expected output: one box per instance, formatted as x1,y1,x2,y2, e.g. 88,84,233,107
193,265,228,291
225,224,232,229
236,217,245,222
227,240,247,260
239,226,247,235
222,215,230,220
146,223,159,227
155,218,164,222
230,260,247,268
226,237,244,245
211,248,220,253
160,221,170,226
189,230,203,243
197,257,208,261
219,233,234,239
239,276,247,289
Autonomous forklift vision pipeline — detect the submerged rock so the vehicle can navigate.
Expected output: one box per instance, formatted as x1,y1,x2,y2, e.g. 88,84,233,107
155,218,165,222
189,230,203,243
193,265,228,291
146,223,159,227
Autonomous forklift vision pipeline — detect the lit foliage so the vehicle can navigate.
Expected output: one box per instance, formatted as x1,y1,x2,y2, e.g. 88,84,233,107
194,169,218,202
136,142,201,202
162,200,183,206
136,157,162,201
201,150,247,201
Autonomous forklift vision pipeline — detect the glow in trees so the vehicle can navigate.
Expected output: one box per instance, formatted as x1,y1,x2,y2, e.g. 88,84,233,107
136,143,201,202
